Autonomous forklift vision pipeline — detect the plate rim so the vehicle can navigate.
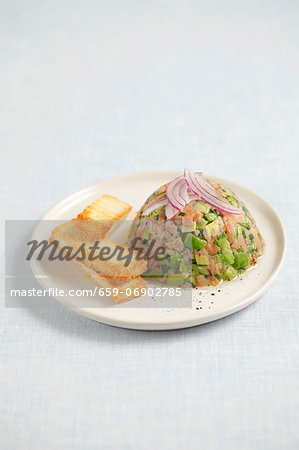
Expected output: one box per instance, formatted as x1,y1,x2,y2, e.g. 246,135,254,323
30,170,286,330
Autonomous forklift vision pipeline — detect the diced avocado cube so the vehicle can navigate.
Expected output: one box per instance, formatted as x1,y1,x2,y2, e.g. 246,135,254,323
217,236,230,250
205,219,220,239
192,235,207,250
223,266,236,280
196,218,208,229
204,212,217,222
142,228,150,240
195,254,209,266
195,254,201,265
224,248,235,265
182,224,193,233
233,252,249,269
196,201,210,214
184,233,193,249
170,253,182,270
205,226,211,240
237,268,245,275
184,233,207,251
218,248,235,265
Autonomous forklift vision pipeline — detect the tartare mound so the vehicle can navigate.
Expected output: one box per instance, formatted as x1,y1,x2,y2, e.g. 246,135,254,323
129,177,264,287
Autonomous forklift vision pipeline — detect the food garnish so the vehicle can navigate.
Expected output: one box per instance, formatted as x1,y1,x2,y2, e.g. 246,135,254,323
141,168,240,219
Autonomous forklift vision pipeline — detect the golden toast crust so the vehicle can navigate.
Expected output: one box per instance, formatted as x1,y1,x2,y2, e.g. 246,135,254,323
77,194,132,221
76,194,132,237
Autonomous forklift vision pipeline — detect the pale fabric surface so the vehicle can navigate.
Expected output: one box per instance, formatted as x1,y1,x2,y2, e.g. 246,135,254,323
1,1,298,449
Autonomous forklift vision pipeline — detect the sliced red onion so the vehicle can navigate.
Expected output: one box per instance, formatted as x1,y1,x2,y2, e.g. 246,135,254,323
141,197,168,216
184,168,240,215
189,192,200,201
142,168,240,219
165,193,201,219
199,179,239,213
165,203,179,219
166,175,190,211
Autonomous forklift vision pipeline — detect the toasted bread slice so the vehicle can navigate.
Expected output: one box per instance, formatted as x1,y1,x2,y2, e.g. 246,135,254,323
77,194,132,221
75,260,146,303
50,220,147,277
49,194,146,302
76,194,132,237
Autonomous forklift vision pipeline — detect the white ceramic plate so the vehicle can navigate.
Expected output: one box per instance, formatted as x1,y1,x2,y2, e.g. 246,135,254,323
31,171,285,330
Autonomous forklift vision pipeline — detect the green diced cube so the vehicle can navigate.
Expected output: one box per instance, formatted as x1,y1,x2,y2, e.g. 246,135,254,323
233,252,249,269
192,235,207,250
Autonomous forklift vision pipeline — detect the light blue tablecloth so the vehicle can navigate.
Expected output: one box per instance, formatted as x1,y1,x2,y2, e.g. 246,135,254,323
1,1,298,449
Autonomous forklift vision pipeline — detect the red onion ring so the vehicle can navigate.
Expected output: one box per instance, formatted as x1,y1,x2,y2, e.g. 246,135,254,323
184,168,240,215
141,197,168,216
165,203,179,219
166,175,190,211
142,168,240,218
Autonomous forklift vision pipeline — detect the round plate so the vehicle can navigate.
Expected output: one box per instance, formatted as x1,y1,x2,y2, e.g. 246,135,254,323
31,171,285,330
